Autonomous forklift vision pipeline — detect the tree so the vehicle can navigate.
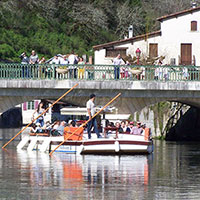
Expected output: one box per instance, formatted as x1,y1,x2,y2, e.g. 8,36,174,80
115,1,145,38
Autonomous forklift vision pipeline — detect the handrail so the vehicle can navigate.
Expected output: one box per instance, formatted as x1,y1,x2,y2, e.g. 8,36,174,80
0,63,199,81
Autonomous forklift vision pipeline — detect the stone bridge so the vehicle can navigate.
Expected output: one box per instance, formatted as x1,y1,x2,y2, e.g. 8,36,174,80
1,79,200,115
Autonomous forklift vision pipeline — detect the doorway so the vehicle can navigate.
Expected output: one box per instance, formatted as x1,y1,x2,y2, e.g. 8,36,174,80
181,44,192,65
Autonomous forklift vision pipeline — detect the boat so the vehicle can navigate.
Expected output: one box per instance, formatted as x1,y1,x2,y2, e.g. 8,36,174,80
17,126,153,154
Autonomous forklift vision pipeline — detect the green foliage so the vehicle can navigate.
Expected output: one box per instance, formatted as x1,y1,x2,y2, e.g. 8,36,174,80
0,0,191,61
0,44,16,60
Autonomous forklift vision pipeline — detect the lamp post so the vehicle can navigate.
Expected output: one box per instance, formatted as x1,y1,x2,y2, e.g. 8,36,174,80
136,48,141,65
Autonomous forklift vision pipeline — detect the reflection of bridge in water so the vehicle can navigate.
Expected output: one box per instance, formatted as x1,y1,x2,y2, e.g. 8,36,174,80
1,63,200,114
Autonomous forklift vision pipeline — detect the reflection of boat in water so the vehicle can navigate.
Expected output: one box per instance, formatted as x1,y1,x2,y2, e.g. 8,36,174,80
16,151,151,190
17,127,153,154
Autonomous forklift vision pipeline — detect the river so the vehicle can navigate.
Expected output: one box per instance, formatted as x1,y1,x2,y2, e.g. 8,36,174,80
0,129,200,200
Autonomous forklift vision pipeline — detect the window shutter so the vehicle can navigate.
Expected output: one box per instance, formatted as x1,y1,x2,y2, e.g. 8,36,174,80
191,21,197,31
23,102,27,111
35,101,39,109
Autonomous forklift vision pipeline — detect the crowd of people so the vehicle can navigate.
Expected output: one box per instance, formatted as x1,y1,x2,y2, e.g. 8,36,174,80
30,94,148,139
20,50,88,79
30,117,147,137
19,50,192,81
30,120,71,136
113,53,192,81
20,50,84,65
106,120,146,135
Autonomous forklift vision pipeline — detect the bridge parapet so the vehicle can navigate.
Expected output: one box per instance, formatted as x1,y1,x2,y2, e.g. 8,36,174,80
0,63,199,82
0,63,200,115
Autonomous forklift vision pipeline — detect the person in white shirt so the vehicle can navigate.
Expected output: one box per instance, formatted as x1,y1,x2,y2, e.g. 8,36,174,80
113,54,123,79
68,51,78,78
68,51,78,64
60,55,69,65
86,94,102,139
50,55,60,64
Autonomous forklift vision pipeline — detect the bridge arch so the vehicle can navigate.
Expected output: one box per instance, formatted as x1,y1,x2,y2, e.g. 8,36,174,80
0,80,200,115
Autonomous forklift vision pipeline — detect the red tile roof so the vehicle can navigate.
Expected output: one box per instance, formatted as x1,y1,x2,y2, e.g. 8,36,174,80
93,31,161,50
157,6,200,21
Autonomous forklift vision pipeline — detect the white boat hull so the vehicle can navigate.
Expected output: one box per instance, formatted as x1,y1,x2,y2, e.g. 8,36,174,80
17,133,153,154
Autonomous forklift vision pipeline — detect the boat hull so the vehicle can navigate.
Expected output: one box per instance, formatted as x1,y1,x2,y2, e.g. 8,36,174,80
17,134,153,155
49,139,153,154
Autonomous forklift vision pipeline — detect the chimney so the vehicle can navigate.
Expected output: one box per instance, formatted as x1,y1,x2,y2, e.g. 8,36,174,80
191,1,197,8
128,25,133,38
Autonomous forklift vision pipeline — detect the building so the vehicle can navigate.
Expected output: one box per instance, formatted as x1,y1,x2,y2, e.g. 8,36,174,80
93,6,200,66
22,100,51,124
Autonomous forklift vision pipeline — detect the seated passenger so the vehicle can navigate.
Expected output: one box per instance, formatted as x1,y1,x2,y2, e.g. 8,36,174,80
115,122,123,133
50,120,60,135
41,121,52,133
52,120,60,129
141,124,146,136
131,122,143,135
35,123,43,133
51,121,66,136
129,121,134,131
30,123,37,133
106,123,115,135
69,120,76,127
121,121,131,133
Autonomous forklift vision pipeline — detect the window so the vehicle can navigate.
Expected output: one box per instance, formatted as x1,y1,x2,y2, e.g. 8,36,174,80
27,101,35,110
191,21,197,31
106,48,127,57
149,43,158,58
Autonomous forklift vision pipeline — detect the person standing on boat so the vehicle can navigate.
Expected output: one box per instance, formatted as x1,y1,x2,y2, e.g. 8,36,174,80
32,102,45,127
86,94,102,139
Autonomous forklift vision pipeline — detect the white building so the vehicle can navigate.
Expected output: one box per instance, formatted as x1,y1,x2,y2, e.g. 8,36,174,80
94,6,200,66
22,100,51,124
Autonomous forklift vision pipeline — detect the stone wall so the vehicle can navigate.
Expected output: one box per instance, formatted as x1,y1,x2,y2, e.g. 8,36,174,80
132,102,171,137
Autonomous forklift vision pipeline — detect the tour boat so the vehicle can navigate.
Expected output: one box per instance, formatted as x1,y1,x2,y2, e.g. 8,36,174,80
17,126,153,154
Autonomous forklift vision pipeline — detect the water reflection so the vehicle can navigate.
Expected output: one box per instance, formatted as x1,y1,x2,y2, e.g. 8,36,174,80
0,146,151,200
1,140,200,199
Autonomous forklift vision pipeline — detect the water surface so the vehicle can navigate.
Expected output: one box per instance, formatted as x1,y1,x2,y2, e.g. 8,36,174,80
1,131,200,200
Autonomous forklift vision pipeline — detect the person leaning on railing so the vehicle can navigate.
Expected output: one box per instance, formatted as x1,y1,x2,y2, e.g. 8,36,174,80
29,50,39,78
29,50,39,64
19,52,29,78
68,51,78,79
50,55,61,79
113,54,125,80
78,57,85,79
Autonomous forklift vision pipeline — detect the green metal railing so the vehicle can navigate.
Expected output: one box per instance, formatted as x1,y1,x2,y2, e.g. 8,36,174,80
0,63,199,81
